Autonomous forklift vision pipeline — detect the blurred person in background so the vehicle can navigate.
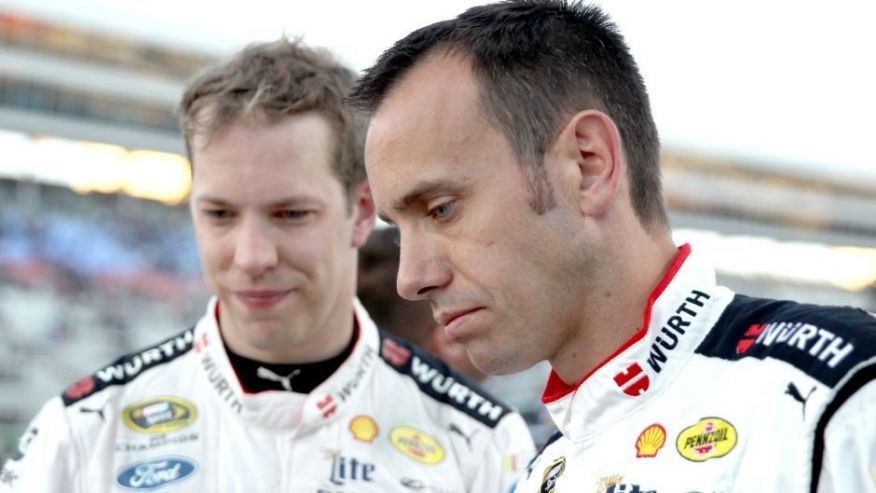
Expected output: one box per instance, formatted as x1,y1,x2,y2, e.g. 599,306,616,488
0,38,532,492
351,1,876,491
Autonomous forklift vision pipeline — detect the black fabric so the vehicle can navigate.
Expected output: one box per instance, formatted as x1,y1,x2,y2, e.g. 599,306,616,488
378,331,511,428
224,329,356,394
62,327,196,406
696,294,876,387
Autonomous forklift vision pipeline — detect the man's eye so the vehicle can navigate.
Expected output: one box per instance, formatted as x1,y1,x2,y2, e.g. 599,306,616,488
428,201,455,220
205,209,231,219
277,210,310,219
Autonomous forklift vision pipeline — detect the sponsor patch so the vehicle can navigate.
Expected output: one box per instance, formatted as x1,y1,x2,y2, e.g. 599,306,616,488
635,424,666,458
121,396,197,434
324,450,376,486
390,426,445,465
676,417,737,462
596,474,624,493
541,457,565,493
379,333,510,427
613,289,711,397
381,338,412,366
349,415,379,443
115,456,197,490
63,328,195,406
115,433,199,453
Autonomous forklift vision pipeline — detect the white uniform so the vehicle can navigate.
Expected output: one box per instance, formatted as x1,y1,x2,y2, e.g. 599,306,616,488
1,299,534,492
514,245,876,493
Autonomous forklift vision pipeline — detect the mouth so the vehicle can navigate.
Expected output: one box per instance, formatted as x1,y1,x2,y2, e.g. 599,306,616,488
436,307,484,339
233,289,291,309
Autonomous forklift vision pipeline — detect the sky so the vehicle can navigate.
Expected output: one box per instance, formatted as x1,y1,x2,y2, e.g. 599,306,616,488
1,0,875,186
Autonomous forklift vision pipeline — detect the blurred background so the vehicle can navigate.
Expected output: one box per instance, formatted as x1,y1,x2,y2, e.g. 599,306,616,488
0,0,874,455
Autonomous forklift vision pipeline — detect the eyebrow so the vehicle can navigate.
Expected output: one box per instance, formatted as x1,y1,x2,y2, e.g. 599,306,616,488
193,195,319,208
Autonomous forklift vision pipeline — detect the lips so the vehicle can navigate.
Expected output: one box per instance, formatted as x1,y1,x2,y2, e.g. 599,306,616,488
436,307,484,339
233,289,290,309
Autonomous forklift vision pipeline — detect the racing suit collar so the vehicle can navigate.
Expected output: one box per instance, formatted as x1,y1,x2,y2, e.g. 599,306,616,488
541,244,725,442
194,297,379,432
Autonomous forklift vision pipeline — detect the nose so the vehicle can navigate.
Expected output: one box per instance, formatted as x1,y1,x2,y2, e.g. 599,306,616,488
396,230,450,301
233,217,278,278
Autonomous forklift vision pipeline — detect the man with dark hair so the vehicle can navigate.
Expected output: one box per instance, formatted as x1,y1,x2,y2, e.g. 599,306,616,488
351,1,876,491
0,38,533,492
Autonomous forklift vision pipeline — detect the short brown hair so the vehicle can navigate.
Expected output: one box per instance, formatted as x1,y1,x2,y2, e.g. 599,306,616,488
179,38,366,196
350,1,666,226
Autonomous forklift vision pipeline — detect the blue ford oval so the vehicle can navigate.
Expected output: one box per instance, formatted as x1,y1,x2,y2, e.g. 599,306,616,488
115,456,197,490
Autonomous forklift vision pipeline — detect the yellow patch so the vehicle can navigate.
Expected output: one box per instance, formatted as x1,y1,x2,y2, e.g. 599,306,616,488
121,396,197,434
348,415,379,443
676,417,737,462
389,426,445,464
635,423,667,458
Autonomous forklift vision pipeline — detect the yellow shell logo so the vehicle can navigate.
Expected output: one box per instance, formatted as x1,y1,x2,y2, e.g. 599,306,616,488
389,426,445,464
676,417,738,462
121,396,197,434
349,415,379,443
635,423,666,458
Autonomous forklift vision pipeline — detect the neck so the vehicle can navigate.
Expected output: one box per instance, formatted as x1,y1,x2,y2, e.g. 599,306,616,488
550,227,678,386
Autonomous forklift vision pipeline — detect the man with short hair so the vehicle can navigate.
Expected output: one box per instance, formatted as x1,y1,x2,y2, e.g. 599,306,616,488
0,38,533,492
351,2,876,491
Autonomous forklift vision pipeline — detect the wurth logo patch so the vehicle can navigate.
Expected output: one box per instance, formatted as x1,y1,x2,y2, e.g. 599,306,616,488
614,289,711,397
736,322,854,368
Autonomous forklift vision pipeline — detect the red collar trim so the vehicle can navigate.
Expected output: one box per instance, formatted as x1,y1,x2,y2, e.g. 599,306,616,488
541,243,692,403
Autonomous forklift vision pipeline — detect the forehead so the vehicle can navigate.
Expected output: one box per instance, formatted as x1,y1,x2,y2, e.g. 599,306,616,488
190,113,342,202
364,53,506,205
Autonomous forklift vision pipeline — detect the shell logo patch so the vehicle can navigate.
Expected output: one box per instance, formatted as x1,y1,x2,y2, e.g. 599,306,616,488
121,396,197,434
676,416,737,462
389,426,445,464
635,423,666,458
349,415,379,443
540,457,566,493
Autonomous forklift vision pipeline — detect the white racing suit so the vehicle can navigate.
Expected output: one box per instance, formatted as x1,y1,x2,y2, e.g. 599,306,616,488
0,299,534,492
515,244,876,493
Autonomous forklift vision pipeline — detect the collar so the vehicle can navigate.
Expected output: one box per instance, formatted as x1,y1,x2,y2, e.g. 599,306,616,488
193,297,380,432
541,244,734,442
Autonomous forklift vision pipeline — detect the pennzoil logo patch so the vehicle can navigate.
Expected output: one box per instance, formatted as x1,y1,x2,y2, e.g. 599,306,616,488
389,426,445,464
122,396,197,434
676,416,737,462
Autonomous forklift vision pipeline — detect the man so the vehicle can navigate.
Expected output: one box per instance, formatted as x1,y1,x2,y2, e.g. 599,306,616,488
358,226,487,382
350,2,876,492
0,39,533,492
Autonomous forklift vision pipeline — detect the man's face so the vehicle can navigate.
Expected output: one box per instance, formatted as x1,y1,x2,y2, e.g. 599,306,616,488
190,112,373,362
365,54,592,375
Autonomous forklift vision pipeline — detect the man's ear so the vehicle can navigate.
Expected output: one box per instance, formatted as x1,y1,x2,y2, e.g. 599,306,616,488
350,180,376,248
553,109,623,217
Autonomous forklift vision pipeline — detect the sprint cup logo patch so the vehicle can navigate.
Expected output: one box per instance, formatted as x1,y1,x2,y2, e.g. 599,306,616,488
122,396,197,434
676,416,737,462
389,426,445,464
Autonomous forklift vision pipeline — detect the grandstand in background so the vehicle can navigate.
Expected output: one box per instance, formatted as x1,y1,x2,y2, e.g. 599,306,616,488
1,8,874,459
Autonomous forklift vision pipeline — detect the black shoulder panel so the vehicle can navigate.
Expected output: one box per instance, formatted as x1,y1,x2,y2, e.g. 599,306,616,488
377,330,512,428
696,294,876,387
61,327,195,406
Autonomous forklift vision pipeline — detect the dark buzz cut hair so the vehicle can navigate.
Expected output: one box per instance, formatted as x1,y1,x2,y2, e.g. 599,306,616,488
349,0,666,226
179,38,367,199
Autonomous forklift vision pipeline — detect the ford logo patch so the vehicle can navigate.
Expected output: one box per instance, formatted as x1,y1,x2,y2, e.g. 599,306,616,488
115,456,197,490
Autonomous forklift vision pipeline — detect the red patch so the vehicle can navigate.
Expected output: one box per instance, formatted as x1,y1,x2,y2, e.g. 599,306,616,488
64,376,95,399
